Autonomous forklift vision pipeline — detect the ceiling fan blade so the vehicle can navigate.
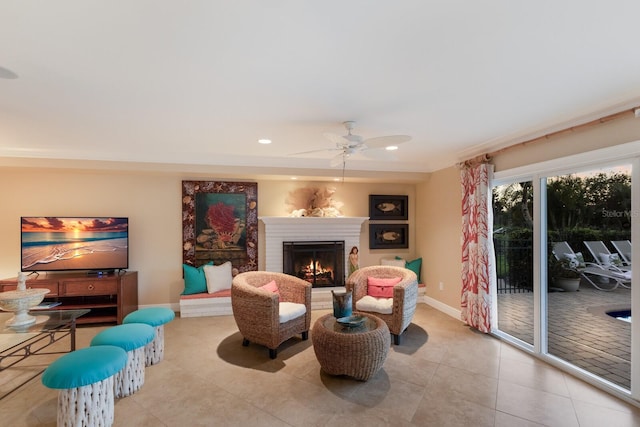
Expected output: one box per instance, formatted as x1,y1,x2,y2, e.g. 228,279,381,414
290,147,341,156
323,132,348,145
363,135,411,149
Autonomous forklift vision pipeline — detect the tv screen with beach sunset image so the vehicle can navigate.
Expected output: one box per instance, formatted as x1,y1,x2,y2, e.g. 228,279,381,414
21,217,129,272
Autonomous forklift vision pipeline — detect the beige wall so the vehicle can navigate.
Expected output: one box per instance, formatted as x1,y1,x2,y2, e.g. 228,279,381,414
0,167,415,307
410,112,640,314
493,112,640,172
2,112,639,312
415,166,462,308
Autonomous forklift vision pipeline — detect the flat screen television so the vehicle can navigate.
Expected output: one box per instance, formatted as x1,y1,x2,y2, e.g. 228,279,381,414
21,216,129,273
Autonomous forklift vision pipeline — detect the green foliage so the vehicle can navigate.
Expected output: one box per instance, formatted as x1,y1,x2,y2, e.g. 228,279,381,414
547,172,631,231
493,170,631,292
494,172,631,234
548,255,580,279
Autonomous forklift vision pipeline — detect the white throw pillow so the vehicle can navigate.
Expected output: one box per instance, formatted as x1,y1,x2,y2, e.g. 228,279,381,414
355,295,393,314
599,253,612,267
574,252,586,268
562,253,579,268
279,302,306,323
380,258,406,268
203,261,232,293
610,253,623,267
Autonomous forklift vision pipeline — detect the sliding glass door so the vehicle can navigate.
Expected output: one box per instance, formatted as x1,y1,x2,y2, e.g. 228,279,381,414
493,181,534,347
493,156,635,396
545,166,631,390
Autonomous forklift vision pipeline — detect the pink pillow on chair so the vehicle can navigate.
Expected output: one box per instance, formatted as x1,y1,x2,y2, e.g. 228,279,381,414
260,280,280,295
367,276,401,298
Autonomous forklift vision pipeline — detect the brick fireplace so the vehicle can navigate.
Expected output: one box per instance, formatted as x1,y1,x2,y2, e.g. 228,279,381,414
260,217,368,290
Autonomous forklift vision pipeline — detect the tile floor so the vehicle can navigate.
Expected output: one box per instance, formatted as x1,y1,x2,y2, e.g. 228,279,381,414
2,304,640,426
498,283,631,389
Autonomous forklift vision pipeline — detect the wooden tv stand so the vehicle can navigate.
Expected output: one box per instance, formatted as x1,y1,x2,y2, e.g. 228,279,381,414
0,271,138,325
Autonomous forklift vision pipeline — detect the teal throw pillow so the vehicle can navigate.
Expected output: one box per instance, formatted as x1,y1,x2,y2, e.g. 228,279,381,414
182,262,213,295
405,257,422,283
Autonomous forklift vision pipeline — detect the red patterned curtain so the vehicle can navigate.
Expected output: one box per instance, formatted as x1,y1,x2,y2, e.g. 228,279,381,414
460,162,495,333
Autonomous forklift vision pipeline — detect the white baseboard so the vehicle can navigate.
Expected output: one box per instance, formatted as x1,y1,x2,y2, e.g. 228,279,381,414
422,295,462,321
169,286,462,322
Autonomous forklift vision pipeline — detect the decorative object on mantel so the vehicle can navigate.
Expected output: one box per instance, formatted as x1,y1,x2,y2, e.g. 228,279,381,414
286,186,344,217
182,181,258,272
0,272,50,327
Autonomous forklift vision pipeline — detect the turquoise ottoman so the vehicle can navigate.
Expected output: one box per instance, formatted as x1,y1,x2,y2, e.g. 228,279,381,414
91,323,155,398
123,307,175,365
42,345,127,427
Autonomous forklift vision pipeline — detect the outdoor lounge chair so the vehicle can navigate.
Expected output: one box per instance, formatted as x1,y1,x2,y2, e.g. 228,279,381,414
552,241,631,291
611,240,632,267
583,240,631,272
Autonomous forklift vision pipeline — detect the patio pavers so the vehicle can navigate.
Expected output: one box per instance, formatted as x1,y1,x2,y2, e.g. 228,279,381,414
497,281,631,389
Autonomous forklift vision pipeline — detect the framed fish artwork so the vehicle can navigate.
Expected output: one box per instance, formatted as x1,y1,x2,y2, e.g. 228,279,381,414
369,224,409,249
369,195,408,220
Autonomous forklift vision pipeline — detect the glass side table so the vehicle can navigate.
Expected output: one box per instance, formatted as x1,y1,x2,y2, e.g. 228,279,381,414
0,308,89,399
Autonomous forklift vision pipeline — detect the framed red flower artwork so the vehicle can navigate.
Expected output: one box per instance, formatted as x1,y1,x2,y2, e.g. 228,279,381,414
182,180,258,273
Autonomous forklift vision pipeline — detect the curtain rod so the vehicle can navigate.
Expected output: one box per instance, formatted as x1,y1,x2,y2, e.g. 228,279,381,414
460,106,640,167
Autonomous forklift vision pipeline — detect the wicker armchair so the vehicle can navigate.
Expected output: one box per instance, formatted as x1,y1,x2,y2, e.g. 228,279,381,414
231,271,312,359
346,265,418,345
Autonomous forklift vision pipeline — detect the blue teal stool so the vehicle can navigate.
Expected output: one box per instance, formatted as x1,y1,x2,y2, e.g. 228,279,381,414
90,323,155,398
123,307,175,366
42,345,127,427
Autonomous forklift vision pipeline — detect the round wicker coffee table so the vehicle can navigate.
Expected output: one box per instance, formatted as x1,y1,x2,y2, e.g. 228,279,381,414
312,312,390,381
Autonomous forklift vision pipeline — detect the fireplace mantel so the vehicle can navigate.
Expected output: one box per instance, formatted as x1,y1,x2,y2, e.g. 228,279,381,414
260,216,369,228
259,216,368,274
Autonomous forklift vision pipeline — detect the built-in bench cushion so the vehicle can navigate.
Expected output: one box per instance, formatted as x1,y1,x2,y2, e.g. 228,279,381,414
180,289,231,299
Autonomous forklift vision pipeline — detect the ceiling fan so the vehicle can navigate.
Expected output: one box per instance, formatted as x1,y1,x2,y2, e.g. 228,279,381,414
293,121,411,168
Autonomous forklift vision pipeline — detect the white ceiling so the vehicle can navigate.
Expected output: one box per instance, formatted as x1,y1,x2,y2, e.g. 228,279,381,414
2,2,640,179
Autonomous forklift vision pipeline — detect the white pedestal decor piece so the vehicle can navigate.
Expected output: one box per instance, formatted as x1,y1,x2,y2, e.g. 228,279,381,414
0,288,49,327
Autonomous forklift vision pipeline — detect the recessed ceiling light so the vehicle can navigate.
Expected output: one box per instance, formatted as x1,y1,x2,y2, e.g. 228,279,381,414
333,178,340,182
385,145,398,151
291,177,298,180
258,139,272,144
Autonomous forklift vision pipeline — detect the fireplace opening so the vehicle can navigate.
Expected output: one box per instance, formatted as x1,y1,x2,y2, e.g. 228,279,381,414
283,241,345,288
